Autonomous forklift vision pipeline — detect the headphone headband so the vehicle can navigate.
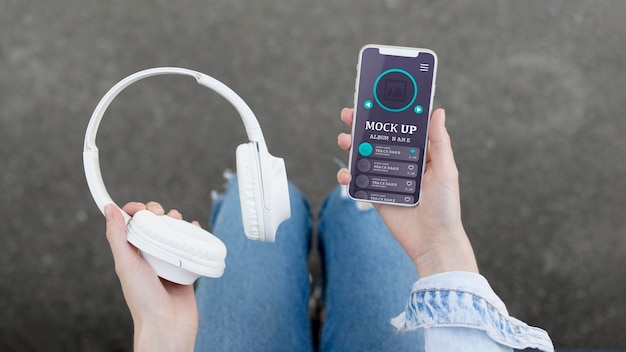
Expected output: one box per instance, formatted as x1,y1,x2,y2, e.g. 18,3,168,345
83,67,267,222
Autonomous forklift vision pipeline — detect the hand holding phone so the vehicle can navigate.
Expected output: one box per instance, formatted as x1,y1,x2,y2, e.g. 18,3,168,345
339,107,478,277
348,44,438,206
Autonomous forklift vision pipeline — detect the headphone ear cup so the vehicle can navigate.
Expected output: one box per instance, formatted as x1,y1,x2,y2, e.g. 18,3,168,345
126,209,227,284
236,143,265,241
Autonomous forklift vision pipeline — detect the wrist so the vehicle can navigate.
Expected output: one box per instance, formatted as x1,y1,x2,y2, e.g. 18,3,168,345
133,318,197,352
413,229,479,278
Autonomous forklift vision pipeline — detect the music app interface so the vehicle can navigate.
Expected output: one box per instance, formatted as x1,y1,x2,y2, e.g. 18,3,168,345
349,48,436,205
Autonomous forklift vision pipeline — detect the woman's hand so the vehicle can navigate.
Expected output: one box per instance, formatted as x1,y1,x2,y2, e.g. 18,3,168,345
337,107,479,277
104,202,198,352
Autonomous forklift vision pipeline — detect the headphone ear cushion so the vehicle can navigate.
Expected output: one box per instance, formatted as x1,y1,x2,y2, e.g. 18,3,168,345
236,143,265,241
127,210,227,284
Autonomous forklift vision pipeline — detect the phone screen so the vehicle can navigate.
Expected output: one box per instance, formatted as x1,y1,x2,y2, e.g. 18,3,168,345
348,45,437,206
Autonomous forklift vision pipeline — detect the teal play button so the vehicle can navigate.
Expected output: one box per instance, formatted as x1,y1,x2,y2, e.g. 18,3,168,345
364,100,373,109
358,142,373,157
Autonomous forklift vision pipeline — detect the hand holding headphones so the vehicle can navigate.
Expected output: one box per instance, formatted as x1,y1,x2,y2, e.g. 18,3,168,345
104,201,199,350
84,67,291,284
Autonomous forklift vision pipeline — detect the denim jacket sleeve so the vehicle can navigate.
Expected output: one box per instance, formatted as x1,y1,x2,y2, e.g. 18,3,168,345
390,271,554,352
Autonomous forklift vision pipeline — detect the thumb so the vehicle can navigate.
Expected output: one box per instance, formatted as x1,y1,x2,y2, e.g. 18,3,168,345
427,108,458,177
104,205,138,267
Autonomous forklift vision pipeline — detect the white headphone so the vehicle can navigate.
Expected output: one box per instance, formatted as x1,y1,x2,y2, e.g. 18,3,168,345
83,67,291,284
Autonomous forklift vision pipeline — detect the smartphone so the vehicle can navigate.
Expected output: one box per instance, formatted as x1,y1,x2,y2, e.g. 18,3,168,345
348,44,438,206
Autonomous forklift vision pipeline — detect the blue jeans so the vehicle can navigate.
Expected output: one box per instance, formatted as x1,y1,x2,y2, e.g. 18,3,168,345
195,177,424,351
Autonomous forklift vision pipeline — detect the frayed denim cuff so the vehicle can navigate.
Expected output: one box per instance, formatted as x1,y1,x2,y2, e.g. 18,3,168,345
391,271,554,352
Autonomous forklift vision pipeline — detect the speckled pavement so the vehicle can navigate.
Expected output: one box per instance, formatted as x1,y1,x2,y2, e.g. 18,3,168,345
1,1,625,350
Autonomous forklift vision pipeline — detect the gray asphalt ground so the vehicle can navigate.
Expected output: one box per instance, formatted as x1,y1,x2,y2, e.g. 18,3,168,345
1,1,625,351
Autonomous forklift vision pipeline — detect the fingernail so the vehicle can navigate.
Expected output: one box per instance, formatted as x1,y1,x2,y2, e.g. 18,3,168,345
149,203,164,211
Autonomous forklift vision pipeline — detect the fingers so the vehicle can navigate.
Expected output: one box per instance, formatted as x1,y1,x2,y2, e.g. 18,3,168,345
122,201,194,223
340,107,354,127
336,167,352,185
336,107,457,187
337,108,355,185
167,209,183,220
338,108,354,151
143,202,199,225
122,202,146,217
146,201,165,215
337,132,352,151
